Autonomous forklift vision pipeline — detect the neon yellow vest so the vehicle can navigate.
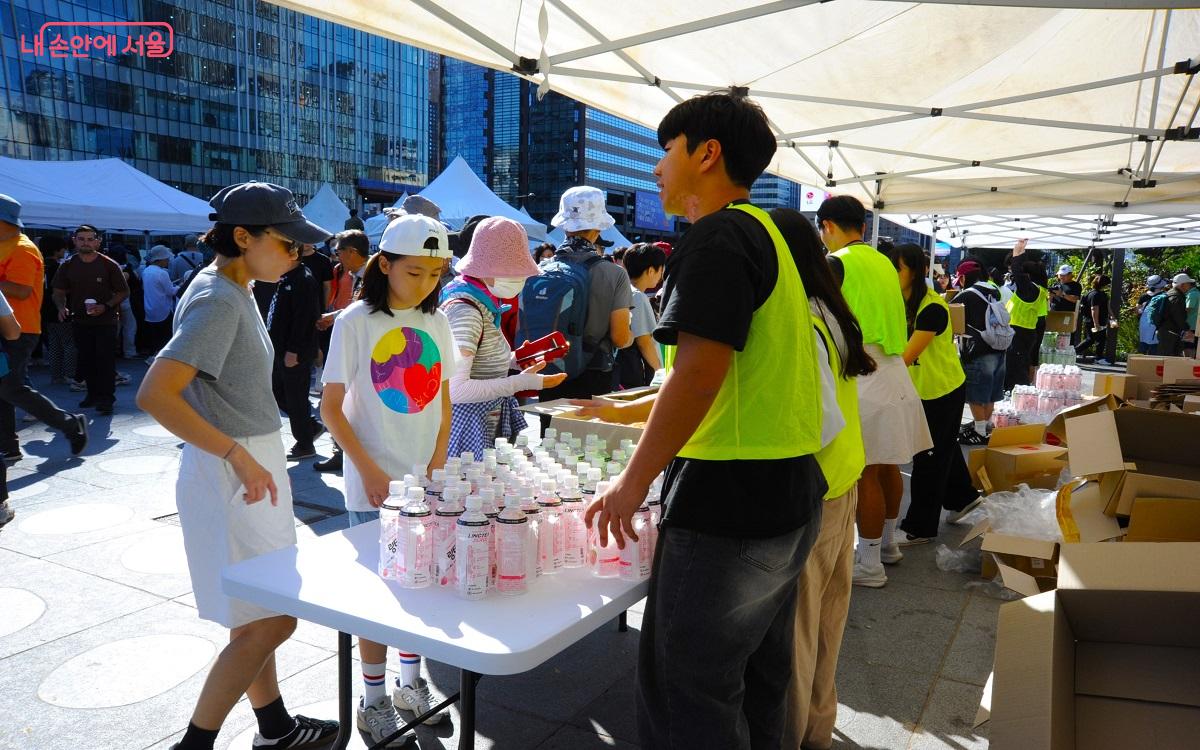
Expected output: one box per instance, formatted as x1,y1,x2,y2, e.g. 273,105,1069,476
811,312,865,499
665,204,822,461
1006,286,1048,329
832,243,908,356
907,288,967,400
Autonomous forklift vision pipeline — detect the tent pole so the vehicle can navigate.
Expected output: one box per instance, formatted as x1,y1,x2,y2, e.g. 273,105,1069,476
1106,248,1124,363
872,209,881,249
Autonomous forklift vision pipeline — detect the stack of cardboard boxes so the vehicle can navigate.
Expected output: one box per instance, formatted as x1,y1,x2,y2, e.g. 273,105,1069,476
1123,353,1200,406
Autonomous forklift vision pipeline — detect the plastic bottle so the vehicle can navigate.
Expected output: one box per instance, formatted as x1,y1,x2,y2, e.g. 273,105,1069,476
377,481,406,579
434,485,465,587
591,481,621,578
558,474,587,568
605,462,622,481
519,484,542,578
495,495,529,596
444,456,462,480
412,463,428,485
426,468,446,507
455,495,490,600
479,487,499,589
620,499,653,581
646,476,663,561
536,478,564,574
396,486,433,589
465,466,484,494
582,467,603,499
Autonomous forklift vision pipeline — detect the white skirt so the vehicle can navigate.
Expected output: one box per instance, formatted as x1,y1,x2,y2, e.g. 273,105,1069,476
857,346,934,465
176,431,297,629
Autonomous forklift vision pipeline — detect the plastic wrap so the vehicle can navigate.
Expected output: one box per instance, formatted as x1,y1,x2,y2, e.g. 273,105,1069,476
979,484,1062,542
936,544,982,574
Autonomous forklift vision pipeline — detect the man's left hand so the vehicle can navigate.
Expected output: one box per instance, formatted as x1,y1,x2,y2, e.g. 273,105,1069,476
284,352,299,368
584,472,650,550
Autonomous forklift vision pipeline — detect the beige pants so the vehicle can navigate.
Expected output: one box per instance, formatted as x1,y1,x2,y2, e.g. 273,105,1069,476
786,486,858,750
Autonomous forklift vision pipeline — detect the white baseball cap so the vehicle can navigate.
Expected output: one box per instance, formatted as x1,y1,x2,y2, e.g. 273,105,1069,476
551,186,616,232
1173,272,1196,286
379,214,452,259
1057,265,1073,276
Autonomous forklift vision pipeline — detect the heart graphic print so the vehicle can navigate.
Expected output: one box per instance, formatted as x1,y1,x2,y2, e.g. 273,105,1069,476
369,326,442,414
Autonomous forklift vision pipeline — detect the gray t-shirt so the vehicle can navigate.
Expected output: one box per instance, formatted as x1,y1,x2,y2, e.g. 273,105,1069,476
630,286,656,338
560,249,633,372
159,267,281,438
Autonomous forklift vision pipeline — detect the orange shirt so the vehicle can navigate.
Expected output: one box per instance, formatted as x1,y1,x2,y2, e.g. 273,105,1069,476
0,233,44,334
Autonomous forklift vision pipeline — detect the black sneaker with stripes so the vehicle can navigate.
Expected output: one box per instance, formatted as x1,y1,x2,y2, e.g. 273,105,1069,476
252,715,339,749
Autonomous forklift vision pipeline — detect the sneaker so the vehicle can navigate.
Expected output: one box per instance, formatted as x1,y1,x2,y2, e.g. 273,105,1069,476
115,372,131,386
1096,358,1113,366
314,451,343,473
286,445,317,461
946,497,984,525
252,714,339,749
0,501,13,528
394,677,449,725
880,543,903,565
67,413,89,456
852,561,887,588
69,380,87,392
897,533,933,547
958,427,988,446
2,448,22,464
356,696,411,747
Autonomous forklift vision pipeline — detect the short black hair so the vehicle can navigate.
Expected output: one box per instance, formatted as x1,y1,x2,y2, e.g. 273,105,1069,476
74,224,100,237
622,243,667,281
334,229,370,257
359,252,441,316
349,208,358,217
656,91,776,189
201,223,269,259
815,196,866,232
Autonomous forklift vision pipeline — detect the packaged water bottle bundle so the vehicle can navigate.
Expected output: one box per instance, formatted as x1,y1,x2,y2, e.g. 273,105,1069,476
377,434,659,601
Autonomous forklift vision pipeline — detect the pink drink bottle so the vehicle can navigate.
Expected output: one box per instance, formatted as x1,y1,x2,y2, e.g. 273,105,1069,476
479,487,499,589
426,468,446,507
377,480,406,579
518,485,542,578
495,495,529,596
396,487,432,589
591,481,621,578
434,486,465,587
620,500,653,581
536,478,564,574
558,474,587,568
455,496,490,600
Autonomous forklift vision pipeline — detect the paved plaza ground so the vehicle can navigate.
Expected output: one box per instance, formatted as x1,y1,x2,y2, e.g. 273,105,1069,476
0,360,1086,749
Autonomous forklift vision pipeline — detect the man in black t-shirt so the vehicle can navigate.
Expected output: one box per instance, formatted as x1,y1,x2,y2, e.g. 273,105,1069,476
577,93,826,750
1049,264,1082,312
298,243,333,314
1074,274,1112,362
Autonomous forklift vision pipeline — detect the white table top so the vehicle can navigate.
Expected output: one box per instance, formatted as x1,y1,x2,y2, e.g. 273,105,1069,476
222,521,648,675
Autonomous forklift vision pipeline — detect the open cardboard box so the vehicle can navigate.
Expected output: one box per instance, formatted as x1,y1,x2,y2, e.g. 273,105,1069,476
1126,498,1200,543
1064,407,1200,517
1044,310,1077,334
517,395,647,446
966,423,1066,495
990,543,1200,750
1045,394,1121,445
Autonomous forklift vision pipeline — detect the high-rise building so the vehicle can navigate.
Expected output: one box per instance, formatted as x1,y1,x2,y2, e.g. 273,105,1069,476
0,0,432,211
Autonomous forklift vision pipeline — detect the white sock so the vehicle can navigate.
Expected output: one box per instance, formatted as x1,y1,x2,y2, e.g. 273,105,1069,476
857,536,882,568
397,652,421,689
882,518,899,548
975,420,989,436
362,660,388,704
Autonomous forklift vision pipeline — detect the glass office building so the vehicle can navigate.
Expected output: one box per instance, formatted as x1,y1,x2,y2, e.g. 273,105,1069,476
0,0,432,210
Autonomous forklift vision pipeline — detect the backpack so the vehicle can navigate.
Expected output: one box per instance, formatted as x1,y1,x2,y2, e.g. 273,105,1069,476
1147,291,1169,327
963,286,1015,351
517,253,605,379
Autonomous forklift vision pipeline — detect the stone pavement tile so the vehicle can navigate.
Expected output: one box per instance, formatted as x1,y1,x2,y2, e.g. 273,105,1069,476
3,469,95,512
940,594,1001,688
35,445,182,491
568,669,639,744
841,580,968,676
907,678,990,750
0,490,168,558
45,524,194,599
832,658,933,749
0,600,333,750
538,723,639,749
0,549,162,660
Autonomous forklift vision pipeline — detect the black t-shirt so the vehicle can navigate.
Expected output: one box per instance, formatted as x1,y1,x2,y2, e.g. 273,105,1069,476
653,203,825,539
1050,280,1082,311
914,303,948,335
1084,289,1110,326
300,251,334,307
958,283,1002,360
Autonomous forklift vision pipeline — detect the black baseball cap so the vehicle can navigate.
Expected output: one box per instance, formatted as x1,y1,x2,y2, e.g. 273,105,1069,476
208,182,332,245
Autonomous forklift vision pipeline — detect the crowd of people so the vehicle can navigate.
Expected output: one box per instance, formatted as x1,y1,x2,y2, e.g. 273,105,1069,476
3,89,1197,750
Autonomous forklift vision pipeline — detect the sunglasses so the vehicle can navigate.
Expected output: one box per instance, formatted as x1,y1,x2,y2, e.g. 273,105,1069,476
264,229,301,256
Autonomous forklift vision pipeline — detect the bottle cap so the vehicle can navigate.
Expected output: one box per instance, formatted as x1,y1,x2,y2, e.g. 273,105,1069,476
412,463,427,479
541,479,558,494
443,486,461,503
465,496,482,511
596,480,611,495
461,451,475,464
403,474,416,487
430,468,445,482
504,494,520,508
406,486,425,502
563,474,579,490
588,468,603,481
388,480,406,495
479,487,495,503
558,431,571,442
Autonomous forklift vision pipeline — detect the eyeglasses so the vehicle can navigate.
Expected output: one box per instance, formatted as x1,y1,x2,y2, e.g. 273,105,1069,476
264,230,301,256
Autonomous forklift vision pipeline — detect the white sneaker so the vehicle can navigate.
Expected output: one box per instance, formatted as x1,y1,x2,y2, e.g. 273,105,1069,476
356,696,410,747
880,543,904,565
115,371,131,385
853,561,888,588
393,677,448,725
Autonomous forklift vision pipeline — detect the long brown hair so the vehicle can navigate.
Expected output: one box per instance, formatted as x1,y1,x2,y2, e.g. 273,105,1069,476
358,252,441,316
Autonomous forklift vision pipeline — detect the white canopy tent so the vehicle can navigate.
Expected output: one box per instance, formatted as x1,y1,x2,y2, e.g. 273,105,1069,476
271,0,1200,245
363,192,409,243
302,183,351,237
885,210,1200,249
0,156,212,233
418,156,549,241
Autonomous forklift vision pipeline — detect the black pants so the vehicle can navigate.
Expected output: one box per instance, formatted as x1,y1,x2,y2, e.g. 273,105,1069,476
0,333,75,452
902,384,979,539
142,316,173,354
637,519,820,750
72,323,117,407
1004,325,1038,390
1156,330,1185,356
272,355,316,448
1075,326,1107,358
537,368,613,432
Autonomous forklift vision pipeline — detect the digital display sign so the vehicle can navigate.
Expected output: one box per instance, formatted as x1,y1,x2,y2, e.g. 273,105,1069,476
634,190,674,232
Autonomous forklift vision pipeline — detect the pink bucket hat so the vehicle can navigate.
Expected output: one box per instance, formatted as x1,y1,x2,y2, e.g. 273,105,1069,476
456,217,539,279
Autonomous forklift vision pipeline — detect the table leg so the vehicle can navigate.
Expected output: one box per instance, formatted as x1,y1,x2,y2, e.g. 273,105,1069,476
332,631,353,750
458,669,480,750
618,610,628,632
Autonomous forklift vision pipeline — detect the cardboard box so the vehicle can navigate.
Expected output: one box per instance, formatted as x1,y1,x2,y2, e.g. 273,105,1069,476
1091,373,1137,400
1045,394,1121,445
943,290,958,303
949,303,966,335
982,533,1059,596
1044,310,1077,333
1064,407,1200,517
517,398,645,446
1126,354,1200,385
1135,381,1155,401
1184,395,1200,414
1126,354,1164,383
966,423,1066,494
990,543,1200,750
1126,498,1200,542
1056,480,1123,545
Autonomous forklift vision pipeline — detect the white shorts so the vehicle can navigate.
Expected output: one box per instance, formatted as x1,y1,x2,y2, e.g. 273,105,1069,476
176,431,297,629
857,346,934,466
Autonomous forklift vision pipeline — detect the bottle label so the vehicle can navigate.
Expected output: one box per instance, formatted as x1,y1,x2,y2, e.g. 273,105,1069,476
456,527,490,599
496,524,528,595
396,519,432,588
434,518,457,587
563,510,587,567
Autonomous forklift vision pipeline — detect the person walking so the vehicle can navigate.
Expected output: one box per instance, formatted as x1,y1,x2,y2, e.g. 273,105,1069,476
266,253,324,461
1074,274,1113,363
141,244,177,358
136,181,338,750
1137,275,1169,354
0,195,88,459
1156,273,1195,356
51,224,129,415
954,260,1009,446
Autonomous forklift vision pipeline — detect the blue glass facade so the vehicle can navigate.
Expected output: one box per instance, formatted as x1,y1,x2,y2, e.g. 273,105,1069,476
0,0,432,209
751,174,804,210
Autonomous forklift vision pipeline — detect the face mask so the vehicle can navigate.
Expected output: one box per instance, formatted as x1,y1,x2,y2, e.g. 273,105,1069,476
486,277,526,299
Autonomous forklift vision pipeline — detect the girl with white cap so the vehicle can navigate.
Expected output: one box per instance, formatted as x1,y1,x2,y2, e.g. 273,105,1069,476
440,216,566,456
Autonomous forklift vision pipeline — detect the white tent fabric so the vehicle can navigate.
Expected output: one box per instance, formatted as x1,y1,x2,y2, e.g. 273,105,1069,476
547,224,633,250
0,156,212,233
302,183,351,237
363,192,409,243
885,210,1200,249
419,156,550,240
272,0,1200,237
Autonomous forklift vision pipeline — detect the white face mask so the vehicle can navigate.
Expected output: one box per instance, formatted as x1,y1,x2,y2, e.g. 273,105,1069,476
486,277,526,299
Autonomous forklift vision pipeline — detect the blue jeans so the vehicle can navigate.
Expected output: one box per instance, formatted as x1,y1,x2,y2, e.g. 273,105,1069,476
637,518,821,750
347,510,379,527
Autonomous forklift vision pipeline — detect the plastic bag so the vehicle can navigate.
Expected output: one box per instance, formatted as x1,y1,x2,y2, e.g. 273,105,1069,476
936,544,982,574
979,483,1061,542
